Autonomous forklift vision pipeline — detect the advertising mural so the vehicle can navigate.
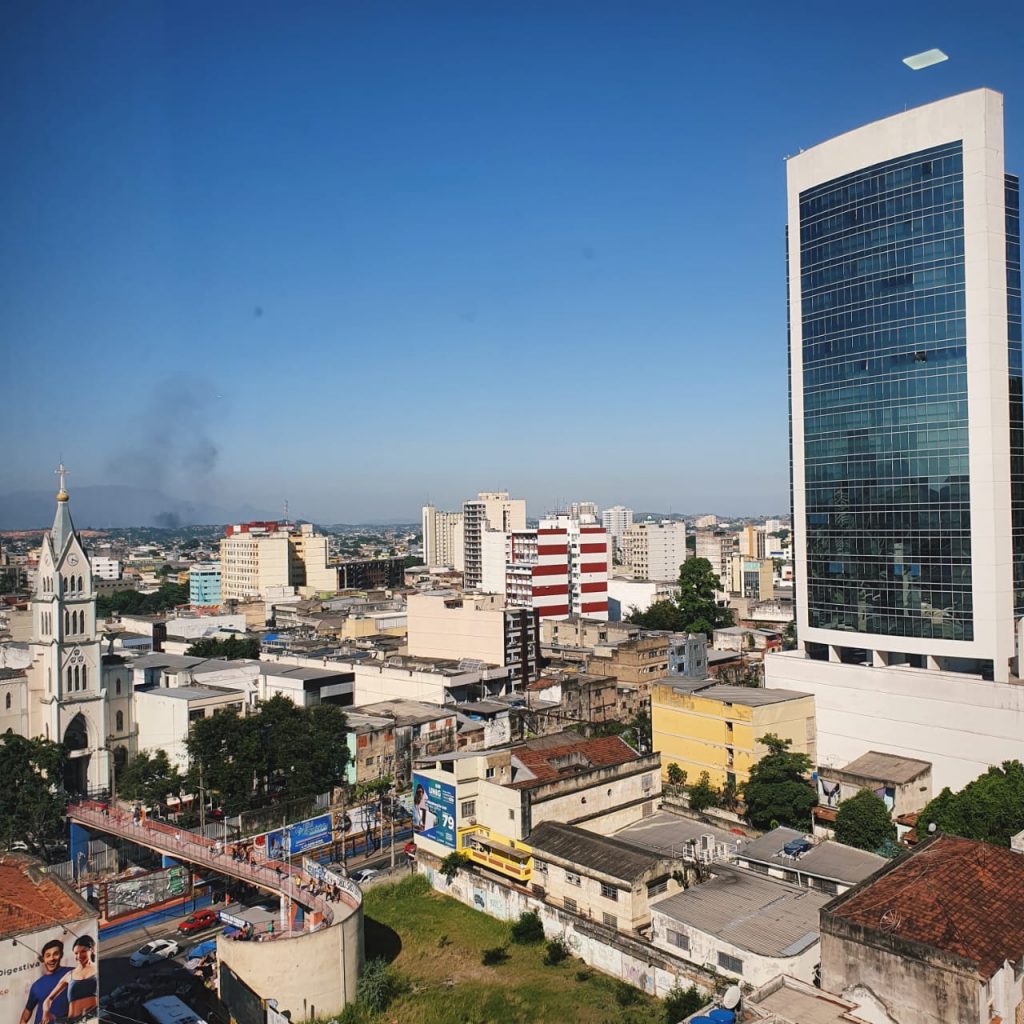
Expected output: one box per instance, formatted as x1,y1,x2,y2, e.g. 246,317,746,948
263,814,332,860
105,865,188,920
411,773,457,849
332,802,379,843
0,918,99,1024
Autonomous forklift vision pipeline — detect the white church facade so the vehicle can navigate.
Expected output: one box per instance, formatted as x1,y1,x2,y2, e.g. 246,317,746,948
0,467,134,793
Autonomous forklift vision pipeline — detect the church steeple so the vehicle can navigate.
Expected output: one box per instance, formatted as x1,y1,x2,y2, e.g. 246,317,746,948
51,462,75,556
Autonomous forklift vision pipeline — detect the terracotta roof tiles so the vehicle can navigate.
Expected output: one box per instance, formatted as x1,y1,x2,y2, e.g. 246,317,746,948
0,858,94,938
510,735,639,789
825,835,1024,979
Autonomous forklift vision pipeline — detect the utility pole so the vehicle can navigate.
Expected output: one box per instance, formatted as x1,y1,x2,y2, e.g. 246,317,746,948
198,763,206,833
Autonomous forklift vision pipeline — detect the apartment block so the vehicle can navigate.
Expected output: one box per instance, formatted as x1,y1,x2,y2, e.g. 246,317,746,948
462,491,526,589
421,505,465,570
621,520,687,582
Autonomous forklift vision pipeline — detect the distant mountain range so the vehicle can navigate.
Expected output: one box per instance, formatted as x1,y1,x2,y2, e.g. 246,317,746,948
0,486,242,530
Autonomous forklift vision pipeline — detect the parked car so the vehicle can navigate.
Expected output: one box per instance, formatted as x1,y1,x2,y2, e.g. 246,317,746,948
129,938,180,967
178,909,219,934
350,868,379,885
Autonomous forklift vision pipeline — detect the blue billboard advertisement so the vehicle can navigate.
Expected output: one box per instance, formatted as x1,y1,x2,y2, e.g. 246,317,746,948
411,773,457,849
264,813,332,859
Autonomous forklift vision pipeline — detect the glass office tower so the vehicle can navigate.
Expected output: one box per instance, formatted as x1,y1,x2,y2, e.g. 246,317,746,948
787,89,1021,682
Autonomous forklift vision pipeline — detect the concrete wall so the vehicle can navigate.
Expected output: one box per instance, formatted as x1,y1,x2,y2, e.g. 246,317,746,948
406,592,507,665
820,918,981,1024
216,906,364,1021
766,649,1024,790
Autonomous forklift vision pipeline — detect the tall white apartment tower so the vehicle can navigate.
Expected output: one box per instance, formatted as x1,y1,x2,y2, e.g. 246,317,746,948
421,505,465,570
601,506,634,552
766,89,1024,789
462,491,526,589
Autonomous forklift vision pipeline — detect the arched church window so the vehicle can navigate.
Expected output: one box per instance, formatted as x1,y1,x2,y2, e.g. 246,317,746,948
4,693,10,710
77,575,83,592
74,666,79,690
81,666,87,687
116,711,124,732
65,611,70,633
115,679,122,696
66,667,72,689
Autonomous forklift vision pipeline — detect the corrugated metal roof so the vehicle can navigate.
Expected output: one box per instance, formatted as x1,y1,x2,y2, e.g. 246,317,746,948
528,821,665,882
651,865,828,956
738,827,885,885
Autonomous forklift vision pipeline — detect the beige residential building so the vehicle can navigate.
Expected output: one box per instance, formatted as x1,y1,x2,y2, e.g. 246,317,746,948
421,505,465,569
739,525,766,559
695,529,736,587
220,522,336,600
621,520,687,582
406,590,539,682
727,554,774,601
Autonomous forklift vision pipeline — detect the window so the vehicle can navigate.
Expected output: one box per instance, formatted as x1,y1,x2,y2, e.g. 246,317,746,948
717,952,743,975
4,693,10,710
115,711,124,732
485,766,496,779
74,666,79,690
64,611,70,633
365,757,373,766
563,897,577,913
461,800,476,818
566,871,581,887
81,666,87,687
666,929,689,951
534,861,548,875
600,882,619,901
647,878,668,898
66,668,72,689
602,913,617,928
116,679,122,696
508,808,515,820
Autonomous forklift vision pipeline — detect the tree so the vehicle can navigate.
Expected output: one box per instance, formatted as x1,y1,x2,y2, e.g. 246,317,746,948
834,788,896,851
0,734,68,857
186,636,261,660
117,750,184,808
666,763,686,787
185,696,350,813
439,850,471,882
782,619,797,650
96,581,188,618
664,985,707,1022
742,733,816,830
688,771,720,813
626,558,733,635
917,760,1024,846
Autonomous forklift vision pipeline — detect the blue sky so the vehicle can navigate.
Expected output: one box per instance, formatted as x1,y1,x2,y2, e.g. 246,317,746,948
3,1,1022,522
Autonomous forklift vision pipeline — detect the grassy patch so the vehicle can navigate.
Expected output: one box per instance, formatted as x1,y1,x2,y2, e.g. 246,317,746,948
362,874,666,1024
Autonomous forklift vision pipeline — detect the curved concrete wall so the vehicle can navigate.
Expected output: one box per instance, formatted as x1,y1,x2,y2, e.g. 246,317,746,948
217,904,364,1021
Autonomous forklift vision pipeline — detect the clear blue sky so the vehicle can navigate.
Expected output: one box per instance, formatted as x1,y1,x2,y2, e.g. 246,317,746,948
3,0,1022,522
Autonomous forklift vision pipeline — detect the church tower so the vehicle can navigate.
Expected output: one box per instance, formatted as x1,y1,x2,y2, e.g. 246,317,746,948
30,465,110,793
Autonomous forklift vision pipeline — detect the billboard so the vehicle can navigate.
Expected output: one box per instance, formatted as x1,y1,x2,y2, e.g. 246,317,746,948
0,917,99,1024
263,814,332,859
411,773,457,849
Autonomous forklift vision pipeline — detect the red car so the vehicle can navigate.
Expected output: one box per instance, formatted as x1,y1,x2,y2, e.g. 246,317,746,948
177,909,219,934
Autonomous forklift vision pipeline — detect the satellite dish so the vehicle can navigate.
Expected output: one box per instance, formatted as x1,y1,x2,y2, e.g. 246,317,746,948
722,986,741,1010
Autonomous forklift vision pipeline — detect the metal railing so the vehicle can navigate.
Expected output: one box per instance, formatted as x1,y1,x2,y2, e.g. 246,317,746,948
66,801,360,936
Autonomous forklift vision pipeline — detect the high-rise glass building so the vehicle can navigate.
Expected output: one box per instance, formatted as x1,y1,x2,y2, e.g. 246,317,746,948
766,89,1024,789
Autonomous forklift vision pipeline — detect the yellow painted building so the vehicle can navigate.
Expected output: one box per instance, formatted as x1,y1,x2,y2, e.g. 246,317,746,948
651,681,816,789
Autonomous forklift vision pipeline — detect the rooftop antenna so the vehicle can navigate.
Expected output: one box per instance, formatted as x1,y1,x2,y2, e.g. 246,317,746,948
283,499,289,521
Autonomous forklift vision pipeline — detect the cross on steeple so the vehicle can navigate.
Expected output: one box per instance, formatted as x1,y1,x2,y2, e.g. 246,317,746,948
56,461,69,501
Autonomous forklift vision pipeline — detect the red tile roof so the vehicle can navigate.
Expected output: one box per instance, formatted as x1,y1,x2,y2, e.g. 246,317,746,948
826,836,1024,978
0,858,93,938
510,735,639,788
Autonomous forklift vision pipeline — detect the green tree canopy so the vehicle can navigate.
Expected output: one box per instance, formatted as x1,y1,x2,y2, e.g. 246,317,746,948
185,695,349,814
627,558,733,635
917,760,1024,846
834,788,896,852
688,771,720,812
116,749,184,808
96,581,189,618
742,733,816,830
0,734,68,857
186,636,261,660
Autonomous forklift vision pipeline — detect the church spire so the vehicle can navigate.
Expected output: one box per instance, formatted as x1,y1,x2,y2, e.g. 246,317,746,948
51,461,75,555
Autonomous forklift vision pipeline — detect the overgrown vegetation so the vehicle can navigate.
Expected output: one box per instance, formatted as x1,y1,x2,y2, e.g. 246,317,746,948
918,760,1024,846
439,850,472,882
834,788,897,852
481,946,509,966
663,984,708,1022
626,558,733,634
743,733,816,830
356,958,407,1014
510,910,545,944
687,771,720,813
544,937,570,965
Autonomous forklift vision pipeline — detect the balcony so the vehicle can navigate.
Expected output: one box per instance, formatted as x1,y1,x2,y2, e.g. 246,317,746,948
459,825,532,883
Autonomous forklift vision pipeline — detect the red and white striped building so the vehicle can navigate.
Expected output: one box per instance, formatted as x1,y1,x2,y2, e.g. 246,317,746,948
481,515,608,621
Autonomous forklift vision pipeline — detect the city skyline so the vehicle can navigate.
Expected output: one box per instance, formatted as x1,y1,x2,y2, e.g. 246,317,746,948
3,3,1023,521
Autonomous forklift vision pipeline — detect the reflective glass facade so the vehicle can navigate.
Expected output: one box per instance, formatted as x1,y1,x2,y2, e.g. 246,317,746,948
1009,174,1023,614
800,142,972,640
